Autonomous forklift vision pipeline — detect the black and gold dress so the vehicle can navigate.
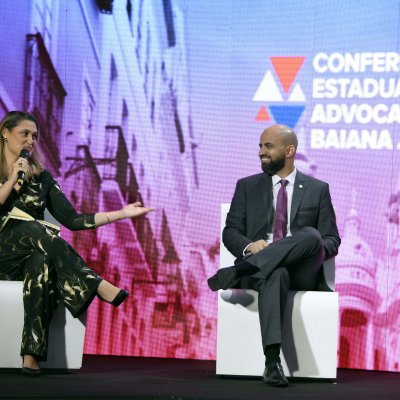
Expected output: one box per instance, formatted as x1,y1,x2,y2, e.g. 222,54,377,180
0,170,101,361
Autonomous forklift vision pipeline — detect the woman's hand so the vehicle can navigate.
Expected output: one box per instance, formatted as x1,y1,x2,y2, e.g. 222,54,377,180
10,157,29,184
0,157,30,204
121,202,155,219
95,202,155,227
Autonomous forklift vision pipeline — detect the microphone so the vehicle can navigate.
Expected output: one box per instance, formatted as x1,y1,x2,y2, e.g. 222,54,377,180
17,149,30,186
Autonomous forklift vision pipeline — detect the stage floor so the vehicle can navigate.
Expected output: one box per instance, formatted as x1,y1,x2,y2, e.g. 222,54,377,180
0,355,399,400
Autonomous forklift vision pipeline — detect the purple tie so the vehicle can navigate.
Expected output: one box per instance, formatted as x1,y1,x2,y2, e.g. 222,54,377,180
273,179,288,242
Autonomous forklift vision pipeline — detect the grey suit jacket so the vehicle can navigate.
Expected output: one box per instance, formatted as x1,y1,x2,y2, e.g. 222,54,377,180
222,170,341,262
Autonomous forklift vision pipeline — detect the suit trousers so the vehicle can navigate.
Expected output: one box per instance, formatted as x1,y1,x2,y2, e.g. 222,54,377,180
237,227,324,351
0,220,101,361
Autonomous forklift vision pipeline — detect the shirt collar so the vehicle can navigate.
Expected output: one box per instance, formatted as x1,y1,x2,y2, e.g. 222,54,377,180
272,167,297,186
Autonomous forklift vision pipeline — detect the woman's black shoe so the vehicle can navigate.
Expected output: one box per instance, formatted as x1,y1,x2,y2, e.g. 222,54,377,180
110,289,129,307
98,289,129,307
22,366,41,377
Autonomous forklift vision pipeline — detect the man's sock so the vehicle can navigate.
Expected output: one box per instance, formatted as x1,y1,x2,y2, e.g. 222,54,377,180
233,261,260,278
265,343,281,365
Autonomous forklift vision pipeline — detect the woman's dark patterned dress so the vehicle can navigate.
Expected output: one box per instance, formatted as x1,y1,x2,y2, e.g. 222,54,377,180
0,170,101,361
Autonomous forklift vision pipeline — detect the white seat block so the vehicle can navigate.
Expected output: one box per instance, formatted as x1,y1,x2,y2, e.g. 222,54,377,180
217,289,339,378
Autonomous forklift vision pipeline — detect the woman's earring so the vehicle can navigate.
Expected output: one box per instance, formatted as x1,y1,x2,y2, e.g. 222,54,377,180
2,136,7,142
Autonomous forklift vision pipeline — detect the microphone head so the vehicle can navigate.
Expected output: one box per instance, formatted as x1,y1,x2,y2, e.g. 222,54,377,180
19,149,30,159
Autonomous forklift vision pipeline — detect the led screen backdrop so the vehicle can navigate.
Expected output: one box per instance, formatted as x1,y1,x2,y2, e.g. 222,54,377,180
1,0,400,371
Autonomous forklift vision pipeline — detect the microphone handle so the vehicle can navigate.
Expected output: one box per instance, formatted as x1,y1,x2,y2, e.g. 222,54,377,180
17,149,30,186
17,171,25,187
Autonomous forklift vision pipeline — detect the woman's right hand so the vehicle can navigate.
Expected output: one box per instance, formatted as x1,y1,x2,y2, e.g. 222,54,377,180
9,157,29,184
0,157,29,204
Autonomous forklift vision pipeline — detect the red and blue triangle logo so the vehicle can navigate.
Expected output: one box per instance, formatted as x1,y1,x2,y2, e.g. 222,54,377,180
254,56,306,128
270,56,305,93
269,105,305,128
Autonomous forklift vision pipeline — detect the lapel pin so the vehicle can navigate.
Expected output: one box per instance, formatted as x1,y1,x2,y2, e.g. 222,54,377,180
299,184,303,188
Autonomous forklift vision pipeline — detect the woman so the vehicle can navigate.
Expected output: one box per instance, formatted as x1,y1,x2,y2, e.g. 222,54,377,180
0,111,154,376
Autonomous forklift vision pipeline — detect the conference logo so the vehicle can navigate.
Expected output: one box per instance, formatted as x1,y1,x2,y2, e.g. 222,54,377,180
253,56,306,128
254,53,400,150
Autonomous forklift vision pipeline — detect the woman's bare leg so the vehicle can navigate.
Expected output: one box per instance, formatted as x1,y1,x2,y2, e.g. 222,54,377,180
23,355,40,370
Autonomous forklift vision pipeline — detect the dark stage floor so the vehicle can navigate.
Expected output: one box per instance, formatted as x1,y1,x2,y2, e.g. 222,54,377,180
0,355,399,400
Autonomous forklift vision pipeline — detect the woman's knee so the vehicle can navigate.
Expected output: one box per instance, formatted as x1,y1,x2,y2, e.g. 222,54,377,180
23,251,47,276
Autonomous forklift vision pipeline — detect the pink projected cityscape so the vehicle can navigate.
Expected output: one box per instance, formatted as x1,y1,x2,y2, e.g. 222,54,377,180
1,0,400,372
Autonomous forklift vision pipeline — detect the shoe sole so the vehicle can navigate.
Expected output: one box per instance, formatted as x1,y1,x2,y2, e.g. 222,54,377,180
262,378,288,387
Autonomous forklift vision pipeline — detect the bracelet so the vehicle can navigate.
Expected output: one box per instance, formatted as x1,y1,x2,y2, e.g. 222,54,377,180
106,212,111,223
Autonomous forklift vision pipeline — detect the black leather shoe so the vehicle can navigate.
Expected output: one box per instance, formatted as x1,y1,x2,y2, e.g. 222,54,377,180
22,366,41,377
262,362,288,387
98,290,129,307
110,289,129,307
207,268,239,291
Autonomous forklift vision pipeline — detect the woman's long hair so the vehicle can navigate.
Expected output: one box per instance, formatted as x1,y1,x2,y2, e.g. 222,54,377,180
0,111,45,183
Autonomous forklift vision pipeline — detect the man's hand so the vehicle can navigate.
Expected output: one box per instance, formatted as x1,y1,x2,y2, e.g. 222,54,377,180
248,240,268,255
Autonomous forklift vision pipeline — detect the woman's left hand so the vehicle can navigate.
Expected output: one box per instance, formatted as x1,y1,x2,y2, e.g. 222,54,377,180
121,202,155,218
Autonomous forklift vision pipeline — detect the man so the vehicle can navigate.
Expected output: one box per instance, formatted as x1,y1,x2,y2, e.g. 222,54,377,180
208,125,340,387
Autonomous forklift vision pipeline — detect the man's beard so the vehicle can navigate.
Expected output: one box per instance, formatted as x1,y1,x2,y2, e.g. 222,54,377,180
261,155,285,176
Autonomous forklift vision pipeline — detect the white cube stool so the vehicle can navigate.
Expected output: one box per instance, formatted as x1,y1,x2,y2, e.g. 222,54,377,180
216,204,339,378
0,280,86,369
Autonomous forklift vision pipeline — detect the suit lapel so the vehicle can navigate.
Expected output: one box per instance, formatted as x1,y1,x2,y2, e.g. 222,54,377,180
259,174,274,230
260,173,272,209
290,171,306,225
